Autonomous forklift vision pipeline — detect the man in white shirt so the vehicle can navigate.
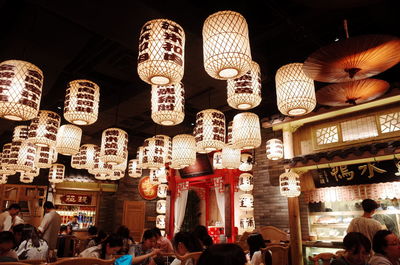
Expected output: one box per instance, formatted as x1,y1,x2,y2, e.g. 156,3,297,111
0,204,21,232
38,202,61,250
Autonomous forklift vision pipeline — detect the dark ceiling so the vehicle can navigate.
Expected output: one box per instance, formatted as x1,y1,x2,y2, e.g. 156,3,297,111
0,0,399,156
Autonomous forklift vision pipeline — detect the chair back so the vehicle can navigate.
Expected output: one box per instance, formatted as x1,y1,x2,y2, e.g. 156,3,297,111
49,257,114,265
19,259,46,264
308,252,336,265
72,237,90,256
258,226,289,244
262,244,289,265
0,263,32,265
237,231,251,252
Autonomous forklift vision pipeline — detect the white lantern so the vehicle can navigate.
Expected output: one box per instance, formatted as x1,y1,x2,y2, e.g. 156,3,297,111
142,137,167,169
56,124,82,156
27,110,61,147
171,134,196,169
137,146,144,168
276,63,316,116
64,79,100,125
239,173,254,191
157,184,168,198
155,135,172,163
8,141,36,172
222,147,241,169
138,19,185,85
100,128,128,165
239,153,253,171
149,169,161,185
279,171,301,197
213,151,224,169
79,144,99,170
20,174,34,183
203,10,252,80
112,158,127,172
226,121,233,146
94,173,108,181
232,112,261,149
92,149,113,176
239,193,254,211
108,170,124,180
266,139,284,160
48,164,65,183
239,214,256,232
0,143,16,175
0,60,43,121
194,109,225,152
151,83,185,126
155,167,168,183
0,174,7,184
24,166,40,177
227,61,261,110
71,150,82,169
156,200,167,214
156,215,166,229
128,159,142,178
12,125,29,141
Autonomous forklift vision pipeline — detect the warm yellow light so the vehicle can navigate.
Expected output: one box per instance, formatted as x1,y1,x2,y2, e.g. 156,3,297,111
194,109,225,152
222,147,241,169
79,144,99,170
100,128,128,165
128,159,142,178
8,141,36,173
239,173,254,191
239,193,254,211
12,125,29,141
56,124,82,156
27,110,61,148
35,146,58,168
171,134,196,169
266,138,284,160
279,171,301,197
151,83,185,126
48,164,65,183
232,112,261,149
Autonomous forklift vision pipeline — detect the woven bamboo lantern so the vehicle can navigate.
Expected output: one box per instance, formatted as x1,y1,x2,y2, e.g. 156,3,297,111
112,158,127,172
149,169,161,185
27,110,61,147
276,63,316,116
12,125,29,141
20,174,34,183
24,166,40,177
171,134,196,169
227,61,261,110
100,128,128,165
94,173,108,181
64,79,100,125
35,146,57,168
155,135,172,163
239,193,254,211
79,144,99,170
0,174,7,184
48,164,65,183
232,112,261,150
151,83,185,126
138,19,185,85
156,200,167,214
142,137,167,169
266,138,283,160
203,10,252,80
70,150,82,169
279,171,301,197
239,173,254,191
226,121,233,146
239,153,253,171
92,149,113,176
128,159,142,178
155,167,168,183
137,146,144,168
56,124,82,156
239,214,255,232
213,151,224,169
156,215,166,229
157,184,168,198
221,146,241,169
108,170,124,181
0,60,43,121
0,143,16,175
8,141,36,172
194,109,225,152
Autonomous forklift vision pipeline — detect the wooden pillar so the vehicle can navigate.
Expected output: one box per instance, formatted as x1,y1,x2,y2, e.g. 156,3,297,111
224,170,236,243
205,188,210,226
166,168,176,239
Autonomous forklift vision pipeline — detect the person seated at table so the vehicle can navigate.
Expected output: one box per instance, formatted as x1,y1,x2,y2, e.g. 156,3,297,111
331,232,371,265
12,224,24,249
128,229,161,265
369,230,400,265
16,224,48,260
152,227,173,254
170,231,203,265
67,215,80,230
197,243,247,265
79,233,123,259
0,231,18,262
192,225,213,249
246,233,267,265
116,225,135,255
87,230,108,248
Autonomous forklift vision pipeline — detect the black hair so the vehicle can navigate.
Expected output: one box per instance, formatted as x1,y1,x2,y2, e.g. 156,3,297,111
100,234,123,259
0,231,15,246
142,229,156,242
247,233,266,259
372,230,392,255
94,230,108,245
12,224,24,234
43,201,55,209
88,226,98,236
343,232,371,254
198,243,246,265
173,231,203,253
193,225,213,248
116,225,130,239
152,227,162,237
8,203,21,210
361,199,378,213
21,224,41,248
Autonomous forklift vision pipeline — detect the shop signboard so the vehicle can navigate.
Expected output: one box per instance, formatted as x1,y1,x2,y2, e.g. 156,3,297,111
60,193,92,205
138,176,158,200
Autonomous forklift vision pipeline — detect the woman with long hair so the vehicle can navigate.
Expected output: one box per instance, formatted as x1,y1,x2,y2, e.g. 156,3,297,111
197,243,247,265
16,224,48,260
171,231,203,265
246,233,266,265
79,233,123,259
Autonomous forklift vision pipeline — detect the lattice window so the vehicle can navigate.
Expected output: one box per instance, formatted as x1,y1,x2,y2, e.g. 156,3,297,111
315,126,339,145
341,116,378,142
379,111,400,133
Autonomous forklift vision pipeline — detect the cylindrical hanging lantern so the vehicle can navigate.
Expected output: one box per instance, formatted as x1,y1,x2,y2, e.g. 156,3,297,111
171,134,196,169
112,158,127,172
266,139,284,160
227,61,261,110
221,147,241,169
239,153,253,171
24,166,40,177
20,174,34,183
79,144,99,170
142,137,168,169
232,112,261,150
128,159,142,178
108,170,124,181
276,63,316,116
35,146,57,168
0,174,8,184
156,215,166,229
137,19,185,85
64,79,100,125
239,173,254,191
8,141,36,173
203,11,252,80
48,164,65,183
156,200,167,214
56,124,82,156
94,173,108,181
155,135,172,164
92,149,113,176
213,151,224,169
137,146,144,168
157,184,168,198
194,109,225,152
0,60,43,121
226,121,233,146
151,83,185,126
279,171,301,197
239,214,256,232
149,169,161,185
0,143,16,175
71,150,82,169
27,110,61,147
12,125,29,141
239,193,254,211
155,167,168,183
100,128,128,165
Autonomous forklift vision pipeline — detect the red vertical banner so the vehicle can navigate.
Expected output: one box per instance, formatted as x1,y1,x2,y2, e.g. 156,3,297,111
166,168,176,239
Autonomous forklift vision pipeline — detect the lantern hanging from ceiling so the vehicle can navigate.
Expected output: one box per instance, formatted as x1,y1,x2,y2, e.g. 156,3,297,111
221,147,241,169
142,137,168,169
275,63,316,116
213,151,223,169
128,159,142,178
156,200,167,214
35,146,57,168
194,109,225,152
227,61,262,110
157,184,168,198
239,153,253,171
108,170,124,181
48,164,65,183
149,169,161,185
27,110,61,147
0,174,7,184
137,19,185,85
64,79,100,125
203,10,252,80
0,143,16,175
24,166,40,177
92,149,113,176
56,124,82,156
266,138,283,160
12,125,29,141
239,193,254,211
100,128,128,165
71,150,82,169
79,144,99,170
137,146,144,168
20,174,34,183
239,173,254,191
156,215,166,229
0,60,43,121
232,112,261,150
226,121,233,146
171,134,196,169
239,214,256,232
155,135,172,164
94,173,108,181
155,167,168,183
8,141,36,173
279,171,301,197
151,83,185,126
112,158,127,173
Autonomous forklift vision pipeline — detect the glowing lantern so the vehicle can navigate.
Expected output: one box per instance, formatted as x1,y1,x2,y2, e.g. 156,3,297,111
8,141,36,172
79,144,99,170
137,146,144,168
108,170,124,180
222,147,240,169
142,137,167,169
128,159,142,178
149,169,161,185
27,110,61,147
239,153,253,171
48,164,65,183
112,158,127,172
239,214,256,232
226,121,233,146
92,149,112,176
56,124,82,156
266,139,283,160
0,143,16,175
156,200,167,214
156,215,166,229
12,125,29,141
213,151,223,169
155,135,172,163
71,150,82,169
239,193,254,211
279,171,301,197
239,173,254,191
0,174,7,184
171,134,196,169
24,166,40,177
155,167,168,183
151,83,185,126
194,109,225,152
94,173,107,181
35,146,57,168
157,184,168,198
100,128,128,165
232,112,261,149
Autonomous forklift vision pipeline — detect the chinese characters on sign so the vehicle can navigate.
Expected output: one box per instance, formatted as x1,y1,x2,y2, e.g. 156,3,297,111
138,176,158,200
60,194,92,205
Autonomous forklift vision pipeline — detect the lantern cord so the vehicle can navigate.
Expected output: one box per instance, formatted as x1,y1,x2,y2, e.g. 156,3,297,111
343,19,349,39
22,4,39,58
114,88,121,127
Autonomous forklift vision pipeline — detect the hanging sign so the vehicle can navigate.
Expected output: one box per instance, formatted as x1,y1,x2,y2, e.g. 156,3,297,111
60,194,92,205
138,176,158,200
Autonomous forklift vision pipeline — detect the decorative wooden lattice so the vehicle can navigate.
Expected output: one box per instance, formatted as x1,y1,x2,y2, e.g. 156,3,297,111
341,116,378,142
315,126,339,145
380,111,400,133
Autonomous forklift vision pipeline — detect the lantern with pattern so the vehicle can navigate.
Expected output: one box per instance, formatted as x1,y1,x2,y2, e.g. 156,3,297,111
226,121,233,146
155,167,168,183
138,19,185,85
92,149,113,176
35,146,57,168
221,147,240,169
155,135,172,164
94,173,107,181
239,173,254,192
79,144,99,170
157,184,168,198
112,158,127,172
151,83,185,126
24,166,40,178
203,11,252,80
108,170,124,181
71,150,82,169
232,112,261,150
100,128,128,165
239,193,254,211
194,109,225,152
142,137,167,169
156,200,167,214
128,159,142,178
0,174,7,184
239,214,256,232
171,134,196,169
137,146,144,168
149,169,160,185
213,151,223,169
266,139,283,160
239,153,253,171
48,164,65,183
64,80,100,125
279,171,301,197
0,143,16,175
56,124,82,156
27,110,61,147
276,63,316,116
12,125,29,141
156,215,166,229
8,141,36,172
0,60,43,121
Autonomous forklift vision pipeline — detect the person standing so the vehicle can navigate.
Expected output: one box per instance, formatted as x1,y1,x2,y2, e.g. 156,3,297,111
38,202,61,251
0,204,21,232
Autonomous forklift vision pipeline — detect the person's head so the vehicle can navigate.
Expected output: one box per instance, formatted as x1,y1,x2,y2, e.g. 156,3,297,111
0,231,15,251
142,229,157,250
88,226,98,236
193,225,213,248
7,203,21,217
21,224,41,248
116,225,130,239
361,199,378,214
152,227,162,239
60,225,68,235
247,233,266,258
95,230,108,244
101,234,123,259
342,232,371,265
173,231,203,256
66,224,73,235
198,243,246,265
12,224,24,244
43,201,55,213
372,230,400,259
72,216,79,222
